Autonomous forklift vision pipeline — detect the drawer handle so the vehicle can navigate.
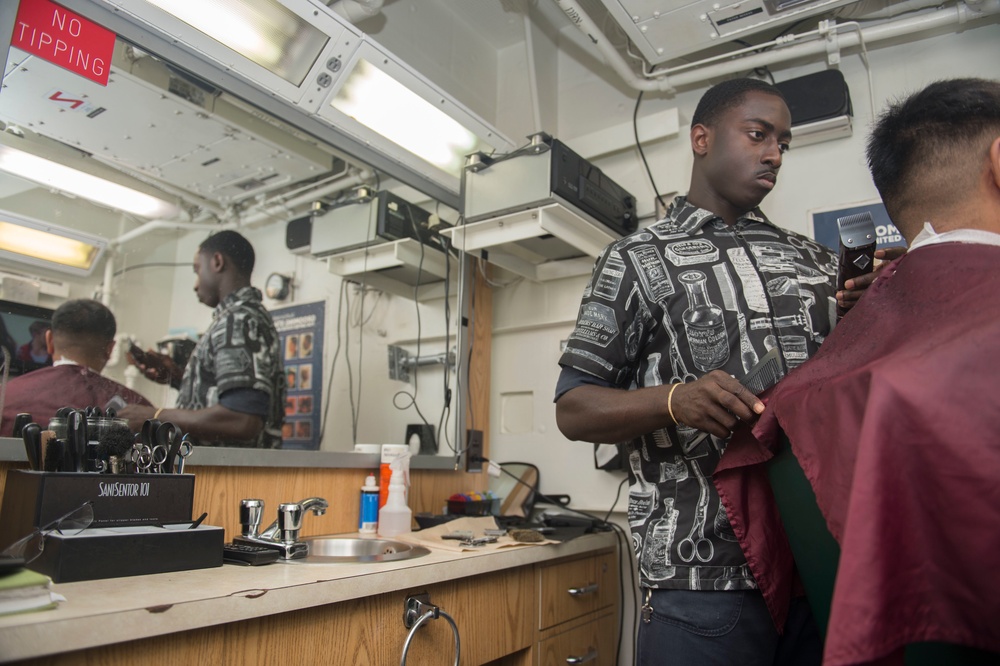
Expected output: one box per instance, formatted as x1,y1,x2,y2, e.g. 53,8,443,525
566,648,598,664
567,583,599,597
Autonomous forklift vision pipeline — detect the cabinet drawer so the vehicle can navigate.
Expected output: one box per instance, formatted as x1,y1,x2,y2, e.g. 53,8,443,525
537,611,617,666
538,552,615,630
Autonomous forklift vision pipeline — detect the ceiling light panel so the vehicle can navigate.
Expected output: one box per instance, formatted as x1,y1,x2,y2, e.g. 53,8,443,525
107,0,349,105
0,47,337,207
0,212,107,276
316,41,515,194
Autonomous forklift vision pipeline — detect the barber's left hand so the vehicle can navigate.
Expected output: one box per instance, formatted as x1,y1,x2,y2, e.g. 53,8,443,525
836,247,906,312
118,404,157,433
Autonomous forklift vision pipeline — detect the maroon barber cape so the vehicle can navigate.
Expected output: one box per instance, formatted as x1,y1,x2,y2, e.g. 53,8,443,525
715,243,1000,665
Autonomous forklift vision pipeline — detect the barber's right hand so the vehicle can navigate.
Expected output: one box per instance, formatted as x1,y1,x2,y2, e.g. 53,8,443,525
127,348,180,385
670,371,764,439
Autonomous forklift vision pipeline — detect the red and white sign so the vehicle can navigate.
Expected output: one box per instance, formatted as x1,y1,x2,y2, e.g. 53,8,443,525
13,0,116,86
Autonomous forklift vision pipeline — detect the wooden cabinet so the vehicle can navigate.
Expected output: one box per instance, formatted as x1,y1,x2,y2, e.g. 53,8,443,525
25,565,536,666
536,550,618,666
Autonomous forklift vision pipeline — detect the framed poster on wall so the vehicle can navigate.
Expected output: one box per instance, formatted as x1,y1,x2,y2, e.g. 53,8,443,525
271,301,325,450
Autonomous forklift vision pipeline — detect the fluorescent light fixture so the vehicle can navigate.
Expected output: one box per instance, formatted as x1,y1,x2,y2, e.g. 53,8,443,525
330,59,481,177
0,133,179,219
321,48,514,187
791,115,853,148
0,212,107,276
141,0,329,85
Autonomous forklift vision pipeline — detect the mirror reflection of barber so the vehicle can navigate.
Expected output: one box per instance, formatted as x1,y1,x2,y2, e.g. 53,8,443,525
119,231,285,449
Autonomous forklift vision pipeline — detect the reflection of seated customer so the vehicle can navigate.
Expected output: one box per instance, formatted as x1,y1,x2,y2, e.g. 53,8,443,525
1,300,152,436
716,78,1000,665
16,320,52,368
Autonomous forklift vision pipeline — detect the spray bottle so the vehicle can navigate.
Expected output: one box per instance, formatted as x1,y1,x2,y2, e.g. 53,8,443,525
378,457,412,537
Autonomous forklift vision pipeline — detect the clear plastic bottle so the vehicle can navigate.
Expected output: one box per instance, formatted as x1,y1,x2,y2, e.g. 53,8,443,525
377,461,412,537
359,474,379,534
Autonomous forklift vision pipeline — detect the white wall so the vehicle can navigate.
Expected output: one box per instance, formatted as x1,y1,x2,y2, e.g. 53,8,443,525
486,23,1000,512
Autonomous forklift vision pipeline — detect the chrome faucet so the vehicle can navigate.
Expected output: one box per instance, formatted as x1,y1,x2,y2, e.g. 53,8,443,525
236,497,329,559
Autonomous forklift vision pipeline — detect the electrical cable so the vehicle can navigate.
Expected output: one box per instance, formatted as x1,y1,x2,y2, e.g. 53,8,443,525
603,475,628,524
112,261,188,277
437,234,454,454
318,280,347,443
633,91,668,213
345,286,359,443
454,257,479,468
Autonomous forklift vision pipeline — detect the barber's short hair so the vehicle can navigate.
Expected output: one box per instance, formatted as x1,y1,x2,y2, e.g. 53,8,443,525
28,320,49,335
52,299,116,343
692,78,786,128
866,78,1000,209
199,230,255,276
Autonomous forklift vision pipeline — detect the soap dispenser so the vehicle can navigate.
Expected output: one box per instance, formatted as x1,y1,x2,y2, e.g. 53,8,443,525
378,459,412,537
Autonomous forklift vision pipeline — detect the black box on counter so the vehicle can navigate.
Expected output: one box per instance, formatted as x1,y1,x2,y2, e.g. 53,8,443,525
0,470,195,548
29,525,224,583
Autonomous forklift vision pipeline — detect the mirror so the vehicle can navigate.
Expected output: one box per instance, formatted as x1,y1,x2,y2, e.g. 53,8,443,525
489,463,539,520
0,19,468,465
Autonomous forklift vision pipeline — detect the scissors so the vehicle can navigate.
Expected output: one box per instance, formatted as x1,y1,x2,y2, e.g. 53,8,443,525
174,434,195,474
677,459,714,563
131,418,162,473
151,422,182,474
130,438,153,473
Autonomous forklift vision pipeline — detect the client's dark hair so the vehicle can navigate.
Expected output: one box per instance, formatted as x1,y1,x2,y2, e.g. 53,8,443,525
52,299,116,343
199,230,255,277
866,78,1000,218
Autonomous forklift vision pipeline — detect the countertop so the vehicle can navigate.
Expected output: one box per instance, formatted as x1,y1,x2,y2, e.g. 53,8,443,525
0,530,619,663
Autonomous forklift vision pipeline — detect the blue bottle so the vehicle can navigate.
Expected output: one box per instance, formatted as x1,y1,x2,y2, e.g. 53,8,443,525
359,474,379,534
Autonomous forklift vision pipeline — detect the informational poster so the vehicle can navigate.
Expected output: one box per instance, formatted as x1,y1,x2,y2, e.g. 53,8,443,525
270,301,324,450
810,200,907,252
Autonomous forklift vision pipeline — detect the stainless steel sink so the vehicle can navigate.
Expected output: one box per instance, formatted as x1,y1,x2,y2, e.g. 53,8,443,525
286,535,430,564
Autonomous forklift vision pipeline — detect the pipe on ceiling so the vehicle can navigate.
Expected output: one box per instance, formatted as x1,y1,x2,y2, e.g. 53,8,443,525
110,169,373,244
241,169,372,228
552,0,1000,93
328,0,385,24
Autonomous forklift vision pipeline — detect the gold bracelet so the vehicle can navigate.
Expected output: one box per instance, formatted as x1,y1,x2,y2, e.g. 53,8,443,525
153,407,164,421
667,383,681,425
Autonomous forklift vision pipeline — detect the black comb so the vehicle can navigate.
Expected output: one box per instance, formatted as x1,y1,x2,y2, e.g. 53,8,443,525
682,348,786,453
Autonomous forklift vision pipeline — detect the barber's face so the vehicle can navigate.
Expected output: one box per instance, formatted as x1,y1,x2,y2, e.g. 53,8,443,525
193,250,220,308
699,91,792,212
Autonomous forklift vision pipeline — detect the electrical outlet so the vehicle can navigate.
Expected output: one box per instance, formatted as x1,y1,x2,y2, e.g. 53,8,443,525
465,429,483,473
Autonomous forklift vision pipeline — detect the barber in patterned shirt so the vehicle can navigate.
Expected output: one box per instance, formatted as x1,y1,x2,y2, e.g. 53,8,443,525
556,78,889,665
121,230,285,448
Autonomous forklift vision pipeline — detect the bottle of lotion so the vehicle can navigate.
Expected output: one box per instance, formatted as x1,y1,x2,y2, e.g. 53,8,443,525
378,460,412,537
359,473,379,534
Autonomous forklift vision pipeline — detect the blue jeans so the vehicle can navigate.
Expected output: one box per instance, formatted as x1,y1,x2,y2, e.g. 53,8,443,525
637,589,821,666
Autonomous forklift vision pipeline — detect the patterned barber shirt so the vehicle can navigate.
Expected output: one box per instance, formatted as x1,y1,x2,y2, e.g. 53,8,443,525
558,197,838,590
177,286,285,449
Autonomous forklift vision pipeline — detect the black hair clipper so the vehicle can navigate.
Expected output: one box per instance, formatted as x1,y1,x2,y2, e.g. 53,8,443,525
835,212,877,320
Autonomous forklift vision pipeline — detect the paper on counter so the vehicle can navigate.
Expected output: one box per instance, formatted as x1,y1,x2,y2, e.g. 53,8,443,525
395,516,558,553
